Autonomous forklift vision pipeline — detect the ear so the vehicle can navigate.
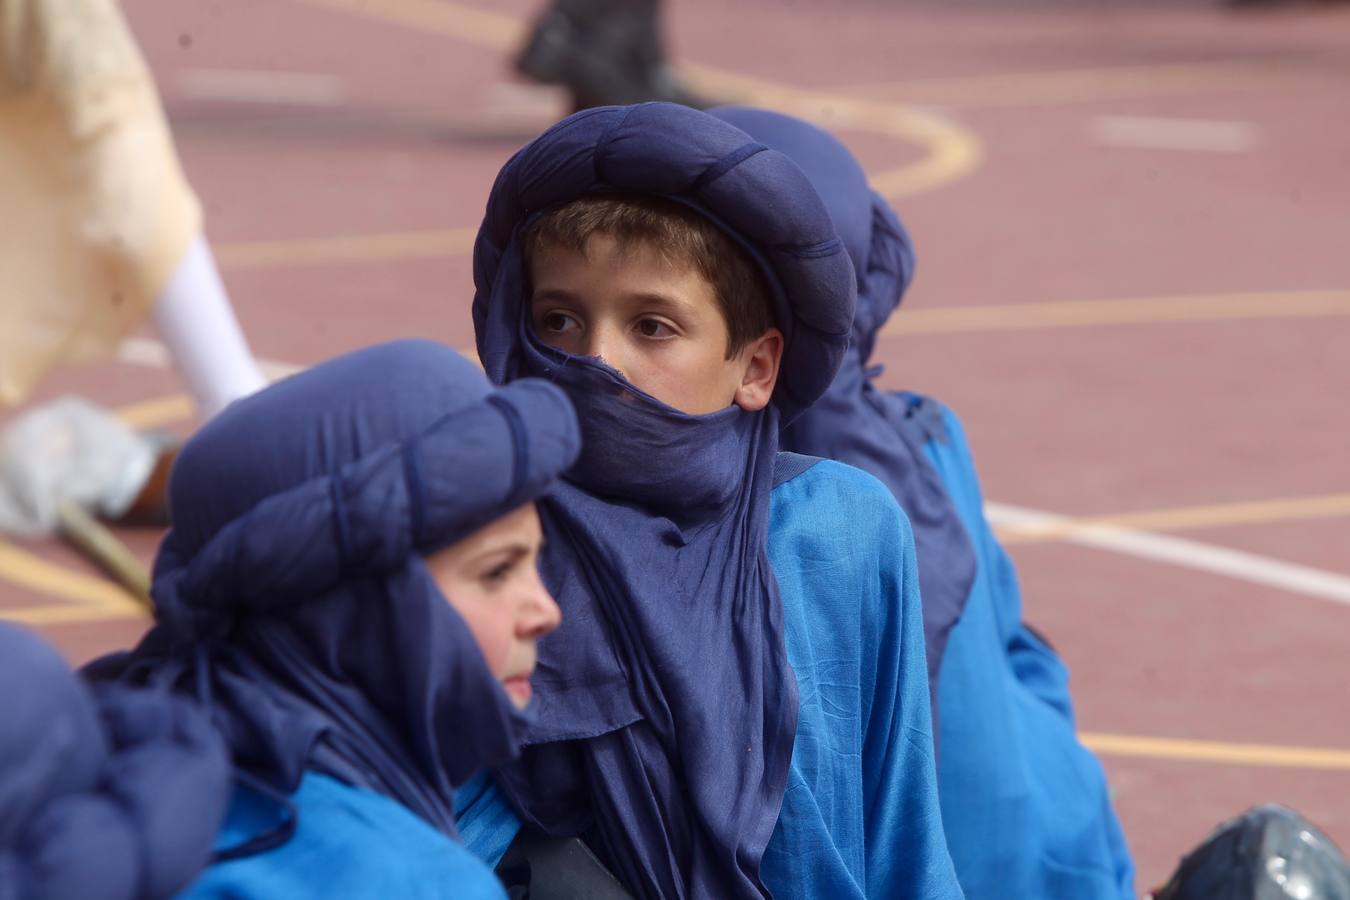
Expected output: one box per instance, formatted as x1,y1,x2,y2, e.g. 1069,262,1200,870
732,328,784,412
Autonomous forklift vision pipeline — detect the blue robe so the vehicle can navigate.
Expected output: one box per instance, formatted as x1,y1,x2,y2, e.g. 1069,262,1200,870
458,460,962,900
180,773,505,899
926,403,1134,899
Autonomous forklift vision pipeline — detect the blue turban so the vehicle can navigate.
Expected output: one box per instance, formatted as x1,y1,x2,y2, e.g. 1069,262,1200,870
0,623,230,899
87,340,580,845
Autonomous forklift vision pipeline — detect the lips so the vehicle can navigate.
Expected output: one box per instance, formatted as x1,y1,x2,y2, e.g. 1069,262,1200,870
503,675,533,708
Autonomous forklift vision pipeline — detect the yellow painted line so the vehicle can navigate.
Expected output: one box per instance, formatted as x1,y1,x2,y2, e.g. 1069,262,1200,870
293,0,521,49
115,393,196,431
887,290,1350,336
217,227,477,271
291,0,983,202
0,540,135,607
682,63,982,201
999,493,1350,545
1081,732,1350,772
1,600,147,626
837,61,1301,109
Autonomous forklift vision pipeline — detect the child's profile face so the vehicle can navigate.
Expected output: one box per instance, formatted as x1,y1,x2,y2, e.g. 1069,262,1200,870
424,503,560,709
528,234,780,416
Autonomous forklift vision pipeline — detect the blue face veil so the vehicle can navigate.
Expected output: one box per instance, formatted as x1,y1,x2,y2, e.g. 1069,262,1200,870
472,103,855,898
86,340,580,846
0,623,230,899
710,106,977,728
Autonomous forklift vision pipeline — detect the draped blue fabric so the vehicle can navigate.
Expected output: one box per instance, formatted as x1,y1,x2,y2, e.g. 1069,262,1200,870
470,103,856,899
86,341,580,846
183,773,507,899
925,410,1135,899
0,623,230,899
709,106,1133,898
711,106,977,725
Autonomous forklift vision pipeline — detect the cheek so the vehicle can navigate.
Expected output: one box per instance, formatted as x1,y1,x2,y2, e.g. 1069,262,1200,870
643,344,741,415
453,598,515,678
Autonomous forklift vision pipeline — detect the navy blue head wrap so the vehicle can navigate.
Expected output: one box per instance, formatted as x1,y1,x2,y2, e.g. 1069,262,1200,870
710,106,977,725
472,103,856,898
0,623,230,899
86,340,580,845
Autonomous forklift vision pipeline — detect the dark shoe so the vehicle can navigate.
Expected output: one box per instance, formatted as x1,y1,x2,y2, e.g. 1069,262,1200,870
516,7,714,110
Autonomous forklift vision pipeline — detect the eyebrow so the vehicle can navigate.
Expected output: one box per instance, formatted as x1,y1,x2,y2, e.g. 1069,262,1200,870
467,544,531,568
627,292,694,317
531,288,578,305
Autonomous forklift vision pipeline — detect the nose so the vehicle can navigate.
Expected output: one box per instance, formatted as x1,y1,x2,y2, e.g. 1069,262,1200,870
517,569,562,640
581,323,622,373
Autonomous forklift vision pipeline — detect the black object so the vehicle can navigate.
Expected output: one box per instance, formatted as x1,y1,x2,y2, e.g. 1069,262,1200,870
496,826,635,900
1155,804,1350,900
516,0,712,110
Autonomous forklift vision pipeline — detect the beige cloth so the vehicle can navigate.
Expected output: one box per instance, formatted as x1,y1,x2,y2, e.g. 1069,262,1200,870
0,0,200,404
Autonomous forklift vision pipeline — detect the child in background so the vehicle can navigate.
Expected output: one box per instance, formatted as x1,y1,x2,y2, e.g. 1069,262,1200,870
0,0,266,531
457,103,961,899
712,106,1135,900
0,0,265,416
86,341,578,898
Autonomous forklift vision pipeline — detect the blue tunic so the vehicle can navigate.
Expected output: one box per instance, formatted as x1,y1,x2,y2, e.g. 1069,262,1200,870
925,404,1134,900
458,461,961,899
181,772,506,899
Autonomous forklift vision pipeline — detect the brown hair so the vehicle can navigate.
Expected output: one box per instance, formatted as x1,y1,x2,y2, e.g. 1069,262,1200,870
523,194,775,358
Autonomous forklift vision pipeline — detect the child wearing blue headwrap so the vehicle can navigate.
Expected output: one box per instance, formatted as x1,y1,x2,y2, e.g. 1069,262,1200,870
711,106,1136,900
458,103,961,899
84,340,581,898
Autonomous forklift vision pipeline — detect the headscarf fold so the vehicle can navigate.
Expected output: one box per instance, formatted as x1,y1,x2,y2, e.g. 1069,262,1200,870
710,106,978,725
471,103,856,899
87,340,580,841
0,623,230,899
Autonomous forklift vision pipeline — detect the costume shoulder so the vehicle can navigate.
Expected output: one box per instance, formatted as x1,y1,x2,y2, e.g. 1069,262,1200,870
182,773,507,900
770,457,916,559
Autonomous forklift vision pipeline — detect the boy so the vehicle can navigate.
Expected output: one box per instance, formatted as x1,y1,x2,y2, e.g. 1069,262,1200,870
711,106,1136,899
458,104,961,898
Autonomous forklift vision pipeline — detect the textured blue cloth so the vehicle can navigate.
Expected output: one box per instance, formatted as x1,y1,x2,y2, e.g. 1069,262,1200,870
87,341,579,853
710,106,976,728
179,772,505,899
926,408,1135,900
456,461,963,900
0,623,230,900
471,103,857,899
761,461,962,900
709,107,1133,898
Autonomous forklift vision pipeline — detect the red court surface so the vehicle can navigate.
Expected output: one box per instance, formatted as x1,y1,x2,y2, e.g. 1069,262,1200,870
3,0,1348,888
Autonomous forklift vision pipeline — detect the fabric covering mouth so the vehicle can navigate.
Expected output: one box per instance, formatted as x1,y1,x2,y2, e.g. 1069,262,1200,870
471,101,857,426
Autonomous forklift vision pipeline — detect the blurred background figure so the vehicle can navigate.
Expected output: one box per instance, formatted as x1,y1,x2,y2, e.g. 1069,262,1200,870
515,0,710,110
0,0,265,536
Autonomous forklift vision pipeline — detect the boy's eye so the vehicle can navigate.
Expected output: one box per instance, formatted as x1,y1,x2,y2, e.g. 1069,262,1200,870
481,559,515,585
635,318,675,339
540,311,580,335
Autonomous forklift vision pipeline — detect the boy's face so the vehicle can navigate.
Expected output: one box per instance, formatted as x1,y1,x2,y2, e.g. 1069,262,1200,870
424,503,561,710
528,234,782,416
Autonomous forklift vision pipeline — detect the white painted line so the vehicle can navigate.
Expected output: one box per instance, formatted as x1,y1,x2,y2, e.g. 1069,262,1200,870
1091,115,1257,153
986,501,1350,608
177,69,346,107
117,337,301,381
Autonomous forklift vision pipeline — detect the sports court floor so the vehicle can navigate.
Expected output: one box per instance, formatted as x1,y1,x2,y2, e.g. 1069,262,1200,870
2,0,1348,886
